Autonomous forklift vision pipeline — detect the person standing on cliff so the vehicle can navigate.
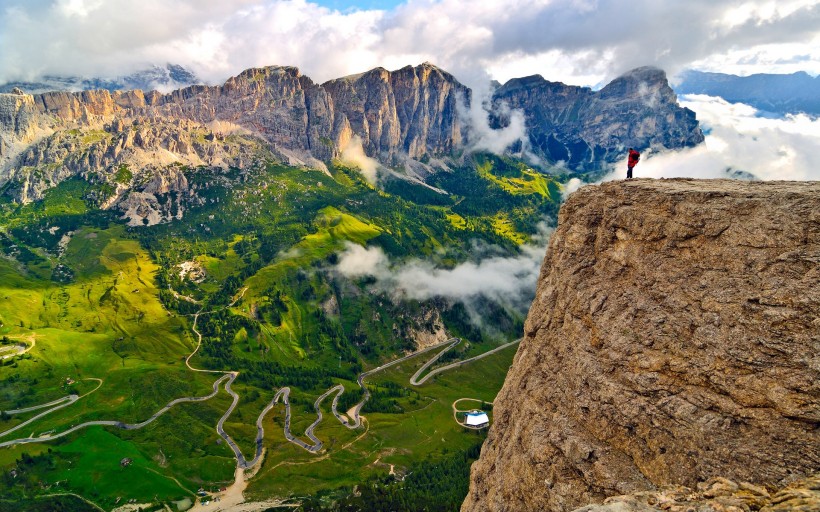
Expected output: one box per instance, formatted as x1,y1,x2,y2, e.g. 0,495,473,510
627,148,640,179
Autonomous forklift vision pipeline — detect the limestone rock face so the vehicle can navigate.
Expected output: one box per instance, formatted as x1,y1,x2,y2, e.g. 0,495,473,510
0,93,38,159
463,179,820,512
149,66,333,158
4,115,264,203
492,67,703,171
571,473,820,512
323,62,468,159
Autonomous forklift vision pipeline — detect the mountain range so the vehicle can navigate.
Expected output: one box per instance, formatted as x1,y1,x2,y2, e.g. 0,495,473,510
0,63,200,96
1,63,702,214
675,70,820,116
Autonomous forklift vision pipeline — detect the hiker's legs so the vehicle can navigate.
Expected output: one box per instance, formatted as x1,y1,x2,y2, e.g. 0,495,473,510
627,166,633,179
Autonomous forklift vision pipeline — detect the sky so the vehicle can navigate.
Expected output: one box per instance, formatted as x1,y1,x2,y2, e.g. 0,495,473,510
0,0,818,89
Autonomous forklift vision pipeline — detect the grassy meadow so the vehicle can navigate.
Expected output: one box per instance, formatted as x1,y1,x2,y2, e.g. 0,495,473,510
0,150,562,509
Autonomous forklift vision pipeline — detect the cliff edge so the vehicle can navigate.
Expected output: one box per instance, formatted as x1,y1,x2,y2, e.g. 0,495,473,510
462,179,820,511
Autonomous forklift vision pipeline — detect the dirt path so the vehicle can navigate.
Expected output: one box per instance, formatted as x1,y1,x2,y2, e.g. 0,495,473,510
188,466,247,512
37,492,105,512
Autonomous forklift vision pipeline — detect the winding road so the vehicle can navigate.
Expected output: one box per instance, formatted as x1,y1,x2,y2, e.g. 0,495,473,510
0,334,36,361
0,288,520,470
410,338,522,386
0,375,227,448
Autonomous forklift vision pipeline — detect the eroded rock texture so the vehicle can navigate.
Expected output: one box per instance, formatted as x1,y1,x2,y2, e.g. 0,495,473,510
571,473,820,512
463,179,820,512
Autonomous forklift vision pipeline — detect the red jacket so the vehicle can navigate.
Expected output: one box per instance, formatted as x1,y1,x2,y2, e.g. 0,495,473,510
628,149,640,167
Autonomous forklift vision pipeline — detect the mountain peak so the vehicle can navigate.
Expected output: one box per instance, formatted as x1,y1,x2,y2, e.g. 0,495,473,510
418,61,442,71
492,66,701,169
618,65,667,81
598,65,675,102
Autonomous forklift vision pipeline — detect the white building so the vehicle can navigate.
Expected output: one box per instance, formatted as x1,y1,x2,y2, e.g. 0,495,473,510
464,411,489,428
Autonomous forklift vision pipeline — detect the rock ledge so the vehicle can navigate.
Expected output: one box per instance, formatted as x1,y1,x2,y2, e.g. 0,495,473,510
463,179,820,512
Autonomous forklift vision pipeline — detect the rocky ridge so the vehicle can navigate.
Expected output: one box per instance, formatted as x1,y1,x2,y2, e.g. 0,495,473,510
0,64,702,223
462,179,820,511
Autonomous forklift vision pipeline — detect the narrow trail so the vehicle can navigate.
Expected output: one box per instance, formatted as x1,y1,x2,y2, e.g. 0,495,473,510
37,492,106,512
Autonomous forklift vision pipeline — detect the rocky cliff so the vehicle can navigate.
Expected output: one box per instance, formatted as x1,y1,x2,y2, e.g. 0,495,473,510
0,64,703,221
324,63,468,160
462,179,820,511
1,64,700,175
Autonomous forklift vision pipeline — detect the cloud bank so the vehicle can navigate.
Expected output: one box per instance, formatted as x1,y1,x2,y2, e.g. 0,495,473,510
599,95,820,182
460,84,530,155
1,0,817,89
335,225,553,323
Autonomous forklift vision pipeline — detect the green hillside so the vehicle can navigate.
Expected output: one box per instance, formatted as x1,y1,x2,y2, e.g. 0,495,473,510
0,152,566,510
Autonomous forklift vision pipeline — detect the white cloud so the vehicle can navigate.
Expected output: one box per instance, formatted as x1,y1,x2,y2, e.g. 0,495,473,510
339,135,381,184
335,242,389,276
561,177,584,199
334,224,552,315
459,84,529,155
1,1,817,88
597,95,820,182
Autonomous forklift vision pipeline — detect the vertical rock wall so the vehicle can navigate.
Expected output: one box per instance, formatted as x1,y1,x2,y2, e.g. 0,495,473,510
463,179,820,512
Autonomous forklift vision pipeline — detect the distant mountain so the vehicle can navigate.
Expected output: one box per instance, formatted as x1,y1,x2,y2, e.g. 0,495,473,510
0,63,702,203
494,66,703,172
675,70,820,116
0,64,200,95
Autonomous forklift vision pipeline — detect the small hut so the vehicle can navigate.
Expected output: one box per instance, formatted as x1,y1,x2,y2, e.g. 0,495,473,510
464,411,489,428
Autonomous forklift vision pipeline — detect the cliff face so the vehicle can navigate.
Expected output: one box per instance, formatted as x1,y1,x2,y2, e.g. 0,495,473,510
493,67,703,171
463,179,820,512
324,63,468,160
1,64,700,175
0,91,38,160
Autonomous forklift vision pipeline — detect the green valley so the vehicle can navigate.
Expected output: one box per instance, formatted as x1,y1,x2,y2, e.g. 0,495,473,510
0,152,564,511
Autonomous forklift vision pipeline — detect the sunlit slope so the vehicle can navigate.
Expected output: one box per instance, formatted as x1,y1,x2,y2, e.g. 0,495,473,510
0,151,565,508
0,226,238,506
